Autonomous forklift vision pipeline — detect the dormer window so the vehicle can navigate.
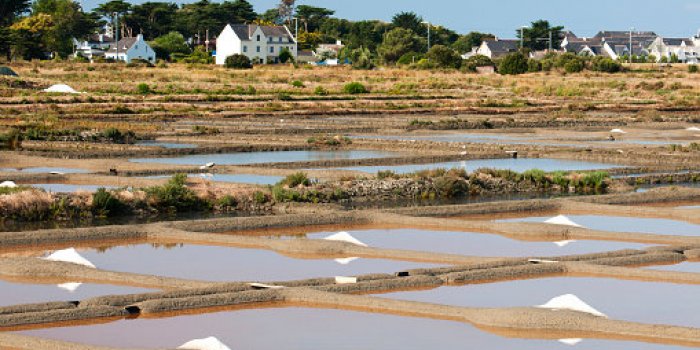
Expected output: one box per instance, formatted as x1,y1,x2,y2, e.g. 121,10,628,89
257,35,261,41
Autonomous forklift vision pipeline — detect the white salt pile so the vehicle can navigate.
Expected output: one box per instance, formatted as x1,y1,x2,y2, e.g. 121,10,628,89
537,294,607,317
609,129,627,134
178,337,232,350
43,248,96,268
544,215,583,228
57,282,82,292
0,181,17,188
334,257,359,265
43,84,82,94
324,231,368,247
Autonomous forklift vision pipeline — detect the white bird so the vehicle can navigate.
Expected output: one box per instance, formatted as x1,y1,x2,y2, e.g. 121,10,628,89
459,151,468,156
324,232,368,247
0,181,17,188
43,248,96,268
609,129,627,134
537,294,607,317
544,215,583,228
49,171,65,175
178,337,232,350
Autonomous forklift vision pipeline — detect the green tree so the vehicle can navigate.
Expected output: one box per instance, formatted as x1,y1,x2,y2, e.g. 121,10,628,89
391,11,426,36
151,31,190,61
347,47,374,69
123,2,178,40
498,52,528,75
277,0,295,25
94,0,131,38
182,46,212,63
590,56,621,73
517,19,564,51
452,32,494,53
425,44,461,69
461,54,494,72
0,0,30,59
33,0,98,57
296,5,334,32
9,13,53,59
378,27,421,64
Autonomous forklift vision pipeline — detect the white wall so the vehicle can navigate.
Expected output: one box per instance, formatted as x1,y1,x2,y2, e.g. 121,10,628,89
215,25,241,65
216,24,298,65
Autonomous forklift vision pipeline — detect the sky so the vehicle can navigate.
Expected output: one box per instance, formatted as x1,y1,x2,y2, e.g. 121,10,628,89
81,0,700,38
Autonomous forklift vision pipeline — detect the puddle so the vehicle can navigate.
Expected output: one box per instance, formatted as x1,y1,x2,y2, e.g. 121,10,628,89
0,279,152,307
130,150,400,166
384,277,700,329
31,184,116,193
145,173,283,186
499,214,700,236
647,262,700,273
0,167,90,174
17,305,689,350
338,158,624,174
74,244,436,282
301,228,648,257
135,141,198,149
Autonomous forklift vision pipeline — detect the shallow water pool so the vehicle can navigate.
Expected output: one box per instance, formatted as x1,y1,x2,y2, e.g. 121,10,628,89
0,279,152,307
500,214,700,236
130,150,400,166
145,173,283,185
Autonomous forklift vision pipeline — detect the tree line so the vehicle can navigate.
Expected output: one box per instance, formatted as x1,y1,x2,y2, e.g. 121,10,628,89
1,0,567,66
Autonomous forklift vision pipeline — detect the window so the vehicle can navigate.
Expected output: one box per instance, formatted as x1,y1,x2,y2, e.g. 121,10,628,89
268,37,272,42
279,37,282,42
243,46,247,53
257,35,260,41
270,46,274,53
256,46,260,53
135,45,138,49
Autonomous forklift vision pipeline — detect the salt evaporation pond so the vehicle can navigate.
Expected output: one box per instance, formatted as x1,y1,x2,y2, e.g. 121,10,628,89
0,279,152,307
19,305,690,350
302,228,648,257
135,140,198,149
384,277,700,329
338,158,623,174
0,167,90,174
130,150,400,166
647,262,700,273
500,215,700,236
74,244,436,282
146,173,283,185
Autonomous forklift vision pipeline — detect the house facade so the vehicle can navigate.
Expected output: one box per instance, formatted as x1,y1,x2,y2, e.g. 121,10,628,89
561,30,659,60
104,34,156,63
648,35,700,63
473,39,520,59
215,24,297,65
73,33,114,61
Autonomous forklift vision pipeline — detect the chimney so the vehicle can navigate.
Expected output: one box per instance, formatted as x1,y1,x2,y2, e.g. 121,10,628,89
137,34,143,41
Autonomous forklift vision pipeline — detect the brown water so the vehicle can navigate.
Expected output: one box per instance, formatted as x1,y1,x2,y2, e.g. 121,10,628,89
72,244,437,282
17,305,690,350
384,277,700,329
0,279,152,307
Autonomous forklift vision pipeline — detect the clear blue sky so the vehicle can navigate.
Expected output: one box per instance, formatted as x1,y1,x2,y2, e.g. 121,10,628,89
82,0,700,38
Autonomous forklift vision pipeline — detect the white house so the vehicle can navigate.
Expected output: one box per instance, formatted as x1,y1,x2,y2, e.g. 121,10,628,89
473,39,520,59
105,34,156,64
215,24,297,65
648,35,700,64
73,33,113,61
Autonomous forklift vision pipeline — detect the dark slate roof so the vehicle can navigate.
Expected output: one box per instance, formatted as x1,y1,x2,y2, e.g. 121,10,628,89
662,38,694,46
484,39,519,54
594,30,657,40
106,37,137,53
229,24,293,41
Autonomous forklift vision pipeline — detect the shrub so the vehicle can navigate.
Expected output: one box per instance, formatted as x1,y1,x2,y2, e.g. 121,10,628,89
314,86,328,96
347,47,374,70
278,172,310,187
343,82,368,94
291,80,305,88
689,65,699,73
424,45,462,69
462,54,494,72
278,48,294,63
145,174,207,211
377,170,399,180
253,191,268,204
224,54,253,69
0,128,22,150
564,59,585,73
527,59,542,72
216,195,238,208
498,52,528,75
397,51,423,65
136,83,151,94
92,188,126,216
590,57,622,73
